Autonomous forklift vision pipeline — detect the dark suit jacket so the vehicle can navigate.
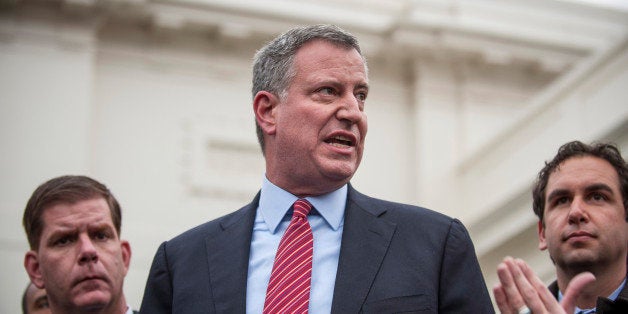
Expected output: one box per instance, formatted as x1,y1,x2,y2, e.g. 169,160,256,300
549,277,628,313
140,186,494,313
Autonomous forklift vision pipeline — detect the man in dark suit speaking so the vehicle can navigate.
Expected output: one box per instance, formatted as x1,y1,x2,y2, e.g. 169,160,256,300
140,24,493,313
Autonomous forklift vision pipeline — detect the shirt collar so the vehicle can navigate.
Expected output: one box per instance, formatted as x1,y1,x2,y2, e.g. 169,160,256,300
259,176,347,234
558,277,626,312
608,278,626,301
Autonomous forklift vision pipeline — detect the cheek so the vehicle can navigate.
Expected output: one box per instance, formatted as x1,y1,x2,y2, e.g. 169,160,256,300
103,247,127,274
360,115,368,134
40,256,71,288
39,253,65,271
541,221,560,240
280,115,314,137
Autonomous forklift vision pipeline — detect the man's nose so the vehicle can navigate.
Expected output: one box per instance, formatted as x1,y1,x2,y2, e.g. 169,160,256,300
77,234,98,265
568,197,589,224
336,94,363,123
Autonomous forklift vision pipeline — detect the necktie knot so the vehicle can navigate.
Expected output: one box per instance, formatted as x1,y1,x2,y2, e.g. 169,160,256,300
293,199,312,219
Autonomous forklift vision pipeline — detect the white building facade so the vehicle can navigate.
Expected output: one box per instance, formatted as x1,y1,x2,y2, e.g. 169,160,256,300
1,0,627,312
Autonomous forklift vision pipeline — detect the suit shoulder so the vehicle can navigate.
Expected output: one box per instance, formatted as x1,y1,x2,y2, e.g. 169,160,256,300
350,188,456,225
165,201,254,246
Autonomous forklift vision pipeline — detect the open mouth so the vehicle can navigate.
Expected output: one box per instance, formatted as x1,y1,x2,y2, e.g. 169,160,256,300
325,135,354,148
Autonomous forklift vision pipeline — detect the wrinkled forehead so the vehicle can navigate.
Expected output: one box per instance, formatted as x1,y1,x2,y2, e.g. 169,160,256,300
41,198,115,231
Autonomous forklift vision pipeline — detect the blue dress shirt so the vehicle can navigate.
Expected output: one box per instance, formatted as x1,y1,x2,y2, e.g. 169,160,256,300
246,177,346,314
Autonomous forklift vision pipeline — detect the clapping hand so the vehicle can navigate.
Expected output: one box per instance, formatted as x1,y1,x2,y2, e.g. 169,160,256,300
493,257,595,314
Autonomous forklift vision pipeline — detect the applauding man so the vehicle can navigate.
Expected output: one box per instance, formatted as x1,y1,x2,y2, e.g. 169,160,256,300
494,141,628,314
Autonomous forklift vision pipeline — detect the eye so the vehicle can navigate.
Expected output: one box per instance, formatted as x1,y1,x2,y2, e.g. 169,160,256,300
35,296,49,309
590,192,607,202
53,235,74,247
552,196,570,207
93,230,111,241
317,87,336,96
355,91,367,102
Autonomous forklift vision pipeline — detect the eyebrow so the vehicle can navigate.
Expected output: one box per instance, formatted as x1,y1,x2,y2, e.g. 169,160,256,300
46,222,115,239
546,189,570,205
546,183,615,204
315,79,369,89
47,228,77,240
355,82,369,91
89,223,119,239
584,183,614,195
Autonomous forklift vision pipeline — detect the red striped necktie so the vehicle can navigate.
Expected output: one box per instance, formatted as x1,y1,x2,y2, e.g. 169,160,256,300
263,199,313,314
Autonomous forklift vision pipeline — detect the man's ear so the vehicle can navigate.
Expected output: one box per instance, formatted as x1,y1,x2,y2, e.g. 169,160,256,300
253,91,279,136
120,240,131,275
538,220,548,251
24,251,45,289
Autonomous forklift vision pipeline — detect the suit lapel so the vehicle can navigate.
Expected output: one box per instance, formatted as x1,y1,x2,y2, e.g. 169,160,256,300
618,278,628,300
205,193,259,312
551,274,628,313
331,187,396,313
596,276,628,313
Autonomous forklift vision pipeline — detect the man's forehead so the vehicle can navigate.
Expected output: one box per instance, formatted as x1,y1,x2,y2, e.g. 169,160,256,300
42,198,114,227
546,156,620,191
293,42,367,82
296,40,364,63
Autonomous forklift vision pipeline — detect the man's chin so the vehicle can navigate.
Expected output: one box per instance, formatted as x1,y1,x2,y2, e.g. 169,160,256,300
72,291,112,311
321,160,359,180
557,252,597,272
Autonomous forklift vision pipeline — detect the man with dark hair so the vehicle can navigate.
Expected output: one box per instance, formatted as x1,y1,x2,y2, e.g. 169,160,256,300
494,140,628,314
22,282,51,314
140,24,493,313
23,175,136,314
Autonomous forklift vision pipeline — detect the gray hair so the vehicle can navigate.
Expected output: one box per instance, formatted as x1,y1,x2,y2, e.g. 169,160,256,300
252,24,367,154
